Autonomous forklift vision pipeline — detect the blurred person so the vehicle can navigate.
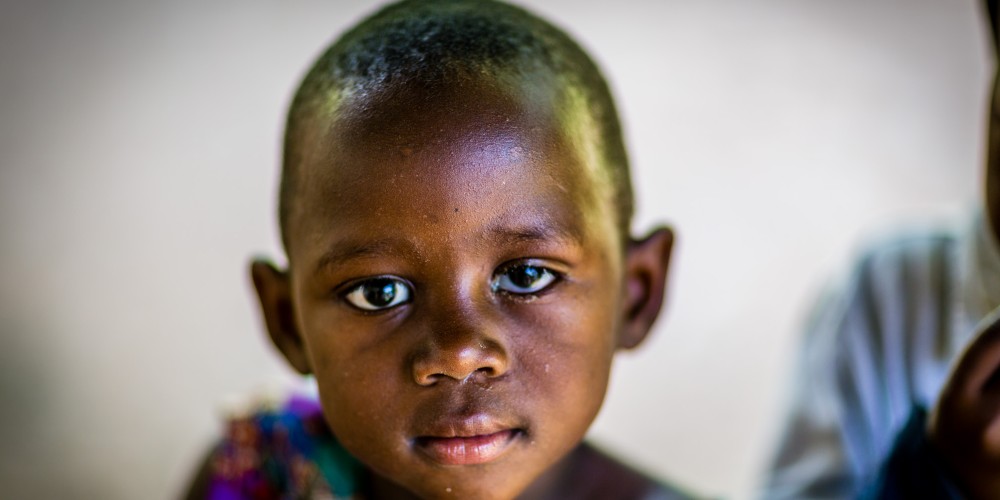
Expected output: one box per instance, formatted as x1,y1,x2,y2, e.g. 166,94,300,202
763,1,1000,498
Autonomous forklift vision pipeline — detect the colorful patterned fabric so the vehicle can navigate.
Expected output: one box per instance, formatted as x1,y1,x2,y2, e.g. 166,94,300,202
205,395,362,500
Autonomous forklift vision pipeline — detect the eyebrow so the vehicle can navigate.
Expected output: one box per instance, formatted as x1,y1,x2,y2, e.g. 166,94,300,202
485,221,584,247
312,238,412,275
312,221,583,274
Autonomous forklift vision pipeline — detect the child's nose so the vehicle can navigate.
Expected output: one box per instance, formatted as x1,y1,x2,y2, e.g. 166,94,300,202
411,305,510,386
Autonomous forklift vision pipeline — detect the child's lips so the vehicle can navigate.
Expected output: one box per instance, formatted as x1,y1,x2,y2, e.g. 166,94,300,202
412,412,524,465
414,429,520,465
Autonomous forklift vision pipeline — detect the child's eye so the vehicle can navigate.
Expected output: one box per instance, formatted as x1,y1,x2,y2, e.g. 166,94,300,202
344,277,412,311
491,264,558,295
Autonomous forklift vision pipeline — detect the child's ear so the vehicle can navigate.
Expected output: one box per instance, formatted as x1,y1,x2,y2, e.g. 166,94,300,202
250,259,311,374
619,227,674,349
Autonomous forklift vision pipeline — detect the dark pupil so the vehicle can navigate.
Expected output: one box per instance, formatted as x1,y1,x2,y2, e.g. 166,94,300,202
363,279,396,306
510,265,541,288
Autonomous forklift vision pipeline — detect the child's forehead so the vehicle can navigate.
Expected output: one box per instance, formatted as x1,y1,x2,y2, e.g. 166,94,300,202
326,80,590,202
286,77,618,257
334,75,562,147
311,77,602,194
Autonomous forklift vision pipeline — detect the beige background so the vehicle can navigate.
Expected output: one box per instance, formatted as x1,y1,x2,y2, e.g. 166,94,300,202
0,0,990,498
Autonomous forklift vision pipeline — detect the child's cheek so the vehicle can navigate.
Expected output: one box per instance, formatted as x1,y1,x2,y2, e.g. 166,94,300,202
512,287,617,391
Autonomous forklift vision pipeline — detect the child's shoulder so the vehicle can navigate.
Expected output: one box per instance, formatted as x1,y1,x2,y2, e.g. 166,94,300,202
184,394,362,500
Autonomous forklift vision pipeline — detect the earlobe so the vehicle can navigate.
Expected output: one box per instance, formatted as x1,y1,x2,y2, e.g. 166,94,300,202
250,259,312,374
619,227,674,350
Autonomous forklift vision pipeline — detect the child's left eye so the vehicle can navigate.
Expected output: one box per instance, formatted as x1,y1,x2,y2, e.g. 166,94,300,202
343,277,412,311
491,264,558,295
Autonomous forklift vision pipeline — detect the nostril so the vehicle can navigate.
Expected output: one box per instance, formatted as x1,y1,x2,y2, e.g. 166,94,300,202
411,340,510,385
464,366,500,384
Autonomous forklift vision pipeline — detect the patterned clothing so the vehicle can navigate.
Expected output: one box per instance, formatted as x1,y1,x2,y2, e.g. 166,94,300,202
204,395,361,500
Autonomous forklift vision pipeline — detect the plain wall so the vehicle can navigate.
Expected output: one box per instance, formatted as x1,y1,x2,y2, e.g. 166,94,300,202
0,0,990,498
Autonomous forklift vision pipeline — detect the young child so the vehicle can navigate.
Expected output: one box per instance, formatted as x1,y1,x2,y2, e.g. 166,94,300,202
763,2,1000,498
185,1,691,498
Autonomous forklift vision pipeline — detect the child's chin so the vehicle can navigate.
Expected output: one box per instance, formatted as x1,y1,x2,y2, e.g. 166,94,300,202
387,456,542,500
407,475,534,500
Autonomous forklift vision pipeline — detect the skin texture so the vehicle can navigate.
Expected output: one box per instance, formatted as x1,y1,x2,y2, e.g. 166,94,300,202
251,76,673,500
927,6,1000,497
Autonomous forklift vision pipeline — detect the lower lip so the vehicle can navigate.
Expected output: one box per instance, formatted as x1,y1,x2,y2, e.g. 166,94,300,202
416,429,518,465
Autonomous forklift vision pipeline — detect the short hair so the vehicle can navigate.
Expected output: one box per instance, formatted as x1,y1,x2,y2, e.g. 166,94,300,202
280,0,633,249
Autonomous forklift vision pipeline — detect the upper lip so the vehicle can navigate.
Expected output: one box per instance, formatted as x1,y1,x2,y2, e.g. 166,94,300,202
414,412,521,439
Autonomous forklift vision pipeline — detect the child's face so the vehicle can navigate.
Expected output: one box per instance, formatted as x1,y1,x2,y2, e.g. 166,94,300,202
254,78,671,499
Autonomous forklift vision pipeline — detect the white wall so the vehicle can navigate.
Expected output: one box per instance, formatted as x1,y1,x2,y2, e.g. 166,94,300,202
0,0,989,498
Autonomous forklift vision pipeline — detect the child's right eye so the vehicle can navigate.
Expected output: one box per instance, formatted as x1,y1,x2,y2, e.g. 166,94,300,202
491,262,560,296
343,277,412,311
